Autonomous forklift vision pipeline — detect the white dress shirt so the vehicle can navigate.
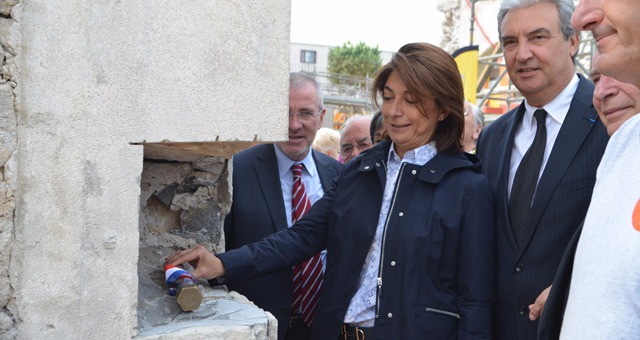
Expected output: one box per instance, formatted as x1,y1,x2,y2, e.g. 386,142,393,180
274,145,324,227
274,145,327,264
508,74,579,197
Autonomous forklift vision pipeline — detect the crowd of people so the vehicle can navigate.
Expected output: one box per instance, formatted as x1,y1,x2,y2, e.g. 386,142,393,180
166,0,640,339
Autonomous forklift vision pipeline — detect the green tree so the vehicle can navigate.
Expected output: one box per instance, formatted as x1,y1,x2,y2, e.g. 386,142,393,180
327,41,382,86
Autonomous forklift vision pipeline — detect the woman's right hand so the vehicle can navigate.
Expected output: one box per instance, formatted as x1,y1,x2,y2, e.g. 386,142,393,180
165,244,226,280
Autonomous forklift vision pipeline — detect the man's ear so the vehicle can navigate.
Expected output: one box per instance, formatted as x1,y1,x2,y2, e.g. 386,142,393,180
318,108,327,127
473,126,483,139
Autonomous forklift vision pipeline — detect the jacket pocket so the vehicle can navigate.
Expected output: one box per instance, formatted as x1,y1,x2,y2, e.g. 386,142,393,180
425,307,460,319
557,176,595,195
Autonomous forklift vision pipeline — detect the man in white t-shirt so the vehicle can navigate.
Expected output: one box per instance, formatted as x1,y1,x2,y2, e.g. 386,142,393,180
537,2,640,338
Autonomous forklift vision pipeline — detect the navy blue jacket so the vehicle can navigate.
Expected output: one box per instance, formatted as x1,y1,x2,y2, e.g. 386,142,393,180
219,141,495,340
475,75,609,340
223,143,342,340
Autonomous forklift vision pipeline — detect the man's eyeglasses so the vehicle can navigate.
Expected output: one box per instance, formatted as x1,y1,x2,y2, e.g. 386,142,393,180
289,110,321,121
341,141,373,156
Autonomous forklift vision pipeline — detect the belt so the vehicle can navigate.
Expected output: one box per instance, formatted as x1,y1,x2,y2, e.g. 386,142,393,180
340,324,373,340
288,315,309,329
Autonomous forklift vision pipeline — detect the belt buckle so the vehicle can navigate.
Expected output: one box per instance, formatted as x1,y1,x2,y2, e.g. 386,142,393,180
341,324,365,340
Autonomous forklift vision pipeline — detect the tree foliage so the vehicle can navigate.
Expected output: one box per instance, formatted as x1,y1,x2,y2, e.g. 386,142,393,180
327,41,382,85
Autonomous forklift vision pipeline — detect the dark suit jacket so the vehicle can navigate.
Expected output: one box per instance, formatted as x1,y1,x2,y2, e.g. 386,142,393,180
475,75,609,340
537,221,584,340
222,143,342,340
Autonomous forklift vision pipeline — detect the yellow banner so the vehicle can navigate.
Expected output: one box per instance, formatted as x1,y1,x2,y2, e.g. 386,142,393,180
452,45,479,103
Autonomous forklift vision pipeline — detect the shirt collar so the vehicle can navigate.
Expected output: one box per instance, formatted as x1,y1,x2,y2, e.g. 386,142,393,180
523,73,579,128
388,141,438,166
273,145,318,179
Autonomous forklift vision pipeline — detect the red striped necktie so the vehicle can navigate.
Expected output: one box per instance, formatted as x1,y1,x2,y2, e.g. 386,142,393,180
290,163,323,327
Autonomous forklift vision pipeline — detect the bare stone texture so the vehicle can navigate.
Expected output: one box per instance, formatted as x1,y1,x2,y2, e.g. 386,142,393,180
137,286,277,340
0,2,16,336
194,156,226,178
0,309,15,336
438,0,461,54
0,10,20,85
0,1,18,17
136,258,276,339
10,0,288,338
138,159,228,253
0,84,16,167
3,151,16,192
138,158,232,334
137,287,277,339
0,181,13,311
437,0,500,55
144,196,181,234
140,162,194,207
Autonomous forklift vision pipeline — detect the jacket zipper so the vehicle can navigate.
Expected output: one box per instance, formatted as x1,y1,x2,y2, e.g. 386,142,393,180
425,308,461,319
375,162,405,319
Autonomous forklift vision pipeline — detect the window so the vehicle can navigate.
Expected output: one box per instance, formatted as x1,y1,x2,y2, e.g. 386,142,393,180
300,50,317,64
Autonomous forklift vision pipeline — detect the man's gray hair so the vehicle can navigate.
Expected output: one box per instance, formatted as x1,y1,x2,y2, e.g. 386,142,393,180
465,101,485,129
497,0,576,41
290,72,324,109
341,114,373,136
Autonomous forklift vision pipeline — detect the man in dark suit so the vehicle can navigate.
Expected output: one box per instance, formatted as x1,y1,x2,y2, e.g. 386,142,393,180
475,1,609,339
222,72,342,340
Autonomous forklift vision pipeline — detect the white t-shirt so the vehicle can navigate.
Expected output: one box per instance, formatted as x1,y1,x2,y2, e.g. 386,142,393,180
560,114,640,339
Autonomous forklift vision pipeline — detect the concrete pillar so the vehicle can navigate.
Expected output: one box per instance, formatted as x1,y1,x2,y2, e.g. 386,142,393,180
4,0,289,338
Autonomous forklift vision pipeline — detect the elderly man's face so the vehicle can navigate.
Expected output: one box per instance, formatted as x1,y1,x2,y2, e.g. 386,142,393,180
573,0,640,89
340,118,373,164
277,83,325,162
461,104,482,152
591,64,640,136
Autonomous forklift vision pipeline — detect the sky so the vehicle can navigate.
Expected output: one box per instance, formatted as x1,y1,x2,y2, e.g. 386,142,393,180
290,0,445,53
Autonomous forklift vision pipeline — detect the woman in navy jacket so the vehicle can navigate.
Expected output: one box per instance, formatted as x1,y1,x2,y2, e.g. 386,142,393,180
167,42,495,339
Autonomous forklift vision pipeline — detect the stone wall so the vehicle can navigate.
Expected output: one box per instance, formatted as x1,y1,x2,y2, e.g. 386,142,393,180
0,89,16,337
437,0,462,54
136,156,278,339
137,157,229,332
0,0,18,336
437,0,500,54
1,0,288,338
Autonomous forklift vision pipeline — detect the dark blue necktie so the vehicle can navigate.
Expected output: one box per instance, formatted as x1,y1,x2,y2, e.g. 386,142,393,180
509,109,547,247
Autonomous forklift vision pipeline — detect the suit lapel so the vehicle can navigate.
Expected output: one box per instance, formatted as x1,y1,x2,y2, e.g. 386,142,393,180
519,76,598,251
499,104,527,250
312,149,336,192
253,145,288,232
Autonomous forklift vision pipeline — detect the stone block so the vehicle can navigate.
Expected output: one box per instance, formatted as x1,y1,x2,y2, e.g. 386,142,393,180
137,286,276,340
0,84,16,166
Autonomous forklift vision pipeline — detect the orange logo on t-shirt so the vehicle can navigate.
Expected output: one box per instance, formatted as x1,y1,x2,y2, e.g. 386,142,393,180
633,198,640,232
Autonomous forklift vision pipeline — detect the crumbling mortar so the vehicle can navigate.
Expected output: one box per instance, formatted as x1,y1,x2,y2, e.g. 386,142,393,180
0,0,19,336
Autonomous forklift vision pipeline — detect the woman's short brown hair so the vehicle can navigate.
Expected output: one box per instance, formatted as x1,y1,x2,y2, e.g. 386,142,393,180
371,42,465,153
